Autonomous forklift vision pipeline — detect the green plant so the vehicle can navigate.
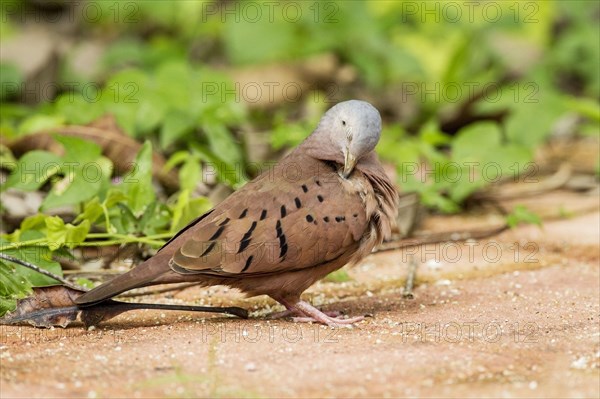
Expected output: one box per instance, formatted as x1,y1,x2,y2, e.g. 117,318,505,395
0,140,203,315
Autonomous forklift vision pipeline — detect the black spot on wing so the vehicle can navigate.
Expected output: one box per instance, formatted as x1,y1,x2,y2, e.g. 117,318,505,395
335,216,345,223
157,209,215,253
301,184,308,193
317,195,324,202
238,208,248,218
209,225,225,240
306,215,314,223
280,205,287,218
200,242,216,257
238,221,257,254
218,217,230,226
323,216,330,223
238,240,251,254
295,197,302,208
241,255,254,272
279,241,288,259
276,220,287,259
260,209,267,220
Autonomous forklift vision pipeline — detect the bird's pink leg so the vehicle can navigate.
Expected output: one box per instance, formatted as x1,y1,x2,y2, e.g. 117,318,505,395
271,297,363,327
267,308,342,320
292,301,364,327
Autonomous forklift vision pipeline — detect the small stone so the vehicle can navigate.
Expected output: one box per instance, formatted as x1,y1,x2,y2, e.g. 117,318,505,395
571,356,588,369
426,260,443,270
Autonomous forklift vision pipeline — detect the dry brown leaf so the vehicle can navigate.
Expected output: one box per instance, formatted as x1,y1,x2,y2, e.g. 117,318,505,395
0,286,84,328
0,285,248,329
8,115,179,192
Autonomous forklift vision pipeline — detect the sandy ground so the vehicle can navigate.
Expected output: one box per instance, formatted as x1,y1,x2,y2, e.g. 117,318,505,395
1,190,599,398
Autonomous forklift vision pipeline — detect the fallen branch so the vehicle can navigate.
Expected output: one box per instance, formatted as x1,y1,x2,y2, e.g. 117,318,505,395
376,224,509,253
402,256,418,299
474,162,572,201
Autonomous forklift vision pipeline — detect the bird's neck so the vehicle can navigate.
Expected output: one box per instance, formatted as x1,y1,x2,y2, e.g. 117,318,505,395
297,130,344,165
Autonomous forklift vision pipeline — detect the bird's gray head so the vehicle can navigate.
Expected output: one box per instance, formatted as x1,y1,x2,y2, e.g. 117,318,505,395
312,100,382,178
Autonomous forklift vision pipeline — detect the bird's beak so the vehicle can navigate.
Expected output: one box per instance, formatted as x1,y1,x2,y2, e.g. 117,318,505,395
342,151,357,178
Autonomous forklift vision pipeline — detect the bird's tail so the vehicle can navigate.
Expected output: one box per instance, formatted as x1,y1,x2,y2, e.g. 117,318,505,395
74,253,171,306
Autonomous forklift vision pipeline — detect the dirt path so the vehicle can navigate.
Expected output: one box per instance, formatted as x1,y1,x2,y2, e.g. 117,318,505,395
1,193,599,398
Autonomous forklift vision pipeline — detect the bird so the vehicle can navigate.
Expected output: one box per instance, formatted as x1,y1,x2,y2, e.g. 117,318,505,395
75,100,398,327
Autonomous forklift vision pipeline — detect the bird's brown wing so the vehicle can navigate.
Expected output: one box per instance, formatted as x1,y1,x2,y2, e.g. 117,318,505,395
75,156,372,306
171,165,370,276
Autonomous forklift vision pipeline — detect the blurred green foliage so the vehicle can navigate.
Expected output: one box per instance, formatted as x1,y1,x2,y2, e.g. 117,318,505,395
0,0,598,313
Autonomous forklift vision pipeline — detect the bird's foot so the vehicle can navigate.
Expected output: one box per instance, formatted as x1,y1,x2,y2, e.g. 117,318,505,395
267,308,342,320
291,315,364,325
291,301,364,328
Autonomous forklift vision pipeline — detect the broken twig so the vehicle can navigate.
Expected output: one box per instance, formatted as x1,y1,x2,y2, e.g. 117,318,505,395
403,256,418,299
376,224,509,253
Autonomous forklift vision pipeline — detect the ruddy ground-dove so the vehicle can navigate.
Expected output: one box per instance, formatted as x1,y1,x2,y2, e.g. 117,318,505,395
75,100,398,327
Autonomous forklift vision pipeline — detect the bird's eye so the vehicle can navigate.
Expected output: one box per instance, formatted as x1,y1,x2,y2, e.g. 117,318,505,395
342,120,346,126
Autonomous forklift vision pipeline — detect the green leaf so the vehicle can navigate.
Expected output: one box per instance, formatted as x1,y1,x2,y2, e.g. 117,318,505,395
41,161,110,211
565,97,600,122
160,111,193,148
4,151,62,191
324,269,352,283
0,144,17,170
20,214,47,232
419,121,450,146
75,197,104,224
0,296,17,317
75,278,94,289
54,135,102,163
101,190,125,211
135,93,167,134
54,93,105,125
504,72,567,148
109,104,138,136
121,141,155,215
0,63,23,101
179,157,201,192
19,114,65,135
224,14,296,64
202,122,242,166
164,150,191,172
170,190,212,232
44,216,66,244
452,122,502,161
114,203,138,234
1,232,63,286
139,202,171,236
0,262,31,298
420,189,461,213
506,205,542,228
45,216,91,250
